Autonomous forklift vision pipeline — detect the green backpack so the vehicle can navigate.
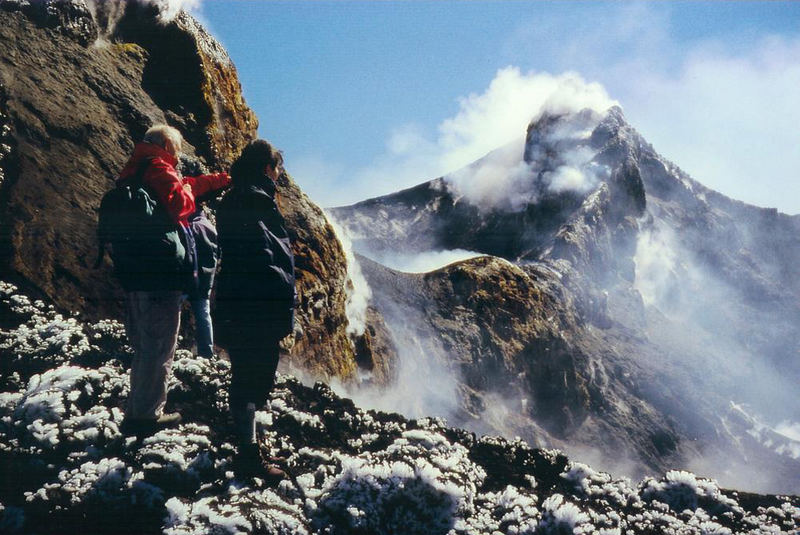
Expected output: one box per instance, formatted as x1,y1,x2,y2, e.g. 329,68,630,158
95,159,189,291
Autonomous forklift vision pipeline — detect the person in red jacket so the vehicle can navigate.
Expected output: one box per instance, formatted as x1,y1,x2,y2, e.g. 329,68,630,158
119,124,230,436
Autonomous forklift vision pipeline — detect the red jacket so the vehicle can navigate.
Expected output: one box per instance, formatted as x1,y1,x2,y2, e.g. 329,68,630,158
118,142,231,226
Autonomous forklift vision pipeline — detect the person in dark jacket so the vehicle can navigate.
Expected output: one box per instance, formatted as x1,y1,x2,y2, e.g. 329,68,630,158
215,139,295,475
186,206,220,358
117,124,230,435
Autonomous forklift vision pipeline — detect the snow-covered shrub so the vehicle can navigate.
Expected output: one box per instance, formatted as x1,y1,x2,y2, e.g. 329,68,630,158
310,430,484,535
163,489,308,535
0,306,89,384
83,318,132,363
463,484,540,534
135,424,221,493
5,364,127,454
561,462,637,508
537,493,591,534
25,458,156,507
0,283,130,390
168,351,230,418
640,470,738,514
0,282,41,321
22,457,165,533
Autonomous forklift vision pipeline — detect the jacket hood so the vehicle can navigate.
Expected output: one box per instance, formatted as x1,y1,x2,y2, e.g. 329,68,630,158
118,142,178,182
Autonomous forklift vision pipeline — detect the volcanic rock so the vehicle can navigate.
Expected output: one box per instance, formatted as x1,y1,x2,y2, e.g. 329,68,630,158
333,106,800,493
0,1,366,382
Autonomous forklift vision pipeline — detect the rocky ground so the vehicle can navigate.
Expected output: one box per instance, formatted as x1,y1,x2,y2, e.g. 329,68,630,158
1,281,798,534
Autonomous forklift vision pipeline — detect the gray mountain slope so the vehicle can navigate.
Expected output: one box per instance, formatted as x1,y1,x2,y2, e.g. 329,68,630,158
332,106,800,493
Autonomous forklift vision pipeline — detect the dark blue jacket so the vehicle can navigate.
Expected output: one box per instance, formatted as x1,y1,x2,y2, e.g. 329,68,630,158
187,209,219,299
215,181,295,340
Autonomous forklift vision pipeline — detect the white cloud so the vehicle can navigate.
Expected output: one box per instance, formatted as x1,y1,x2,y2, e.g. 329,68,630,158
621,36,800,214
291,3,800,215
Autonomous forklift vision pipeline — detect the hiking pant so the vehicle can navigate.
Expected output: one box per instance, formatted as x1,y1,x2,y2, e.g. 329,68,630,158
188,296,214,358
226,331,282,441
124,290,182,419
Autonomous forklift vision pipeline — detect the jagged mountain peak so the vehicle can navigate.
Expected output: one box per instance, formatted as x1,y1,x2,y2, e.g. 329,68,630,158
332,104,647,271
331,101,800,494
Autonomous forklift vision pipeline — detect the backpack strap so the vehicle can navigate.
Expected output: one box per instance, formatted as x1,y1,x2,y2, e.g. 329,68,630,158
93,157,155,269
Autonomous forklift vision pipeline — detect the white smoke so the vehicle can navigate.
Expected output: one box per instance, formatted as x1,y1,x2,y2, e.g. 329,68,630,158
325,214,372,337
633,224,681,307
632,213,800,493
143,0,201,21
336,302,463,422
445,117,606,212
365,249,484,274
438,67,616,175
445,138,534,212
298,68,617,208
776,421,800,443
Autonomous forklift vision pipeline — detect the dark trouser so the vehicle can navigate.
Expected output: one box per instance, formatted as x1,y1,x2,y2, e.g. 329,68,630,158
216,298,293,443
228,337,281,418
225,326,284,443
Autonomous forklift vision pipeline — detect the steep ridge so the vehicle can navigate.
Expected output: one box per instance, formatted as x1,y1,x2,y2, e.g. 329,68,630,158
0,1,372,381
0,280,797,534
332,107,800,493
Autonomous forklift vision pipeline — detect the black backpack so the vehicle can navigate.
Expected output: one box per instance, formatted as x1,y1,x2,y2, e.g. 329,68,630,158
95,159,191,291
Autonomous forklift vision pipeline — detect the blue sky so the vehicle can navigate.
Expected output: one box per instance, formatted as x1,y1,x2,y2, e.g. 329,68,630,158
191,1,800,213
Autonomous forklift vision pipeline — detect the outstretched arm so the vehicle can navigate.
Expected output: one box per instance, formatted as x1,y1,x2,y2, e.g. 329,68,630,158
184,173,232,199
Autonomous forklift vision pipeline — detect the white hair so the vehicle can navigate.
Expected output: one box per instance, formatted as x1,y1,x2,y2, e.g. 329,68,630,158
143,124,183,153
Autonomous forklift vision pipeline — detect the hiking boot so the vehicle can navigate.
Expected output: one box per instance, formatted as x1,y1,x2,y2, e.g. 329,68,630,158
233,443,286,484
156,412,182,427
121,412,182,437
262,463,287,486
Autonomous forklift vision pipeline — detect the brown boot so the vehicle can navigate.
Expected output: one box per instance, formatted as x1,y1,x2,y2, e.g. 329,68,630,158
233,442,286,484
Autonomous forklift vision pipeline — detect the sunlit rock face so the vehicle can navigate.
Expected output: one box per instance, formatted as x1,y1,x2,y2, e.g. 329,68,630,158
0,281,797,534
0,1,369,382
332,106,800,493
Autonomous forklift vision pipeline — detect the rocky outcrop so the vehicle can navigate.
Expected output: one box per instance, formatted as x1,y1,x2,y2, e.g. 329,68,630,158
274,173,358,380
0,2,362,382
